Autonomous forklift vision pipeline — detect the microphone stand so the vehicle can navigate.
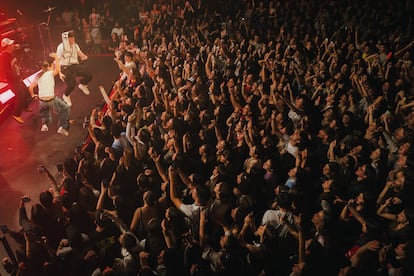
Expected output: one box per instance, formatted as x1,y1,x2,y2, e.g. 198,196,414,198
38,7,54,58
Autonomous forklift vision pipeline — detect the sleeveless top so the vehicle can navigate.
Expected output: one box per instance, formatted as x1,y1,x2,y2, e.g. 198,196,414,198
38,71,55,98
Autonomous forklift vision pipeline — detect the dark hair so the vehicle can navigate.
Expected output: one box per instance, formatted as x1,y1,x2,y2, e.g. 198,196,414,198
210,201,232,228
65,224,83,248
30,203,47,225
364,217,382,238
122,231,137,250
99,159,115,183
138,128,151,144
93,126,106,142
124,51,134,58
326,162,339,178
137,173,150,190
222,149,232,161
275,192,292,209
102,115,113,130
121,104,134,115
216,182,232,201
195,185,211,205
39,190,53,209
191,173,203,186
161,248,185,274
143,191,156,206
94,209,110,228
262,224,279,250
63,158,78,179
221,235,243,274
344,154,356,169
62,177,76,194
111,122,123,137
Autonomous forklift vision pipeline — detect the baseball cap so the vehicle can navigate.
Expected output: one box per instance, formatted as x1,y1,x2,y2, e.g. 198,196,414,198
1,38,14,48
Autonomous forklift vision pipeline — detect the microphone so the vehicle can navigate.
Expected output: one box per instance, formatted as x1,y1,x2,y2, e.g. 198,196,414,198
17,9,23,16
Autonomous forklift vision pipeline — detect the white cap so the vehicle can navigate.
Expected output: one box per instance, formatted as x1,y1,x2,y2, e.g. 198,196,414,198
1,38,15,48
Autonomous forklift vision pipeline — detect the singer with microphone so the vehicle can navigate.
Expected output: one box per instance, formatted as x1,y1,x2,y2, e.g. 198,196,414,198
56,30,92,107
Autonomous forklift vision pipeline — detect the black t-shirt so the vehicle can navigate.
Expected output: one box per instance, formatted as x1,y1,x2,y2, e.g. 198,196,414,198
88,223,122,269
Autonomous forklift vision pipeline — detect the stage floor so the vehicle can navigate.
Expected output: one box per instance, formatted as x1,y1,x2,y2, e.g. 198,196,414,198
0,55,118,269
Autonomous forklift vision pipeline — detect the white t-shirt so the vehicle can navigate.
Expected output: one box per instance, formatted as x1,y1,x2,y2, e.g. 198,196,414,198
288,109,302,129
38,71,55,98
180,203,206,220
120,60,137,80
111,27,124,38
286,141,298,158
56,42,81,66
261,208,294,237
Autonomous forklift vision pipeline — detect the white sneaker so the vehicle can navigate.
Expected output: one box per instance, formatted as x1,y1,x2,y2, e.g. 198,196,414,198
78,84,90,95
62,94,72,107
40,124,48,132
57,126,69,136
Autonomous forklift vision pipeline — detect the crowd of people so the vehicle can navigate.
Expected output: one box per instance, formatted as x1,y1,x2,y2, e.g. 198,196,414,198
2,0,414,275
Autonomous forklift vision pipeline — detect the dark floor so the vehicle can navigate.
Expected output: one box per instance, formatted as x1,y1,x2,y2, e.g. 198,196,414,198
0,55,118,271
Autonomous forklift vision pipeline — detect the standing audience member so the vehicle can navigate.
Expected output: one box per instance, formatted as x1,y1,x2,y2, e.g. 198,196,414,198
4,1,414,275
89,7,103,53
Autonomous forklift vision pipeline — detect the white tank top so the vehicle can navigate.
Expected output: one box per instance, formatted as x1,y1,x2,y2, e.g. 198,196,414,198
38,71,55,98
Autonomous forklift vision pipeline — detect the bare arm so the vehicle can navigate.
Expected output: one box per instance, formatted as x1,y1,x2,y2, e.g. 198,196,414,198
176,167,192,187
150,149,168,183
205,53,214,80
238,213,255,241
50,53,60,76
347,205,366,226
376,181,393,205
394,40,414,58
339,203,350,222
169,166,183,209
228,88,242,112
96,181,108,211
161,219,175,248
376,198,397,220
199,209,207,248
350,240,381,268
129,207,141,232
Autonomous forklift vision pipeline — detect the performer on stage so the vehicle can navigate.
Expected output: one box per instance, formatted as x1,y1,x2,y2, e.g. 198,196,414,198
29,53,70,136
56,31,92,107
0,38,32,124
